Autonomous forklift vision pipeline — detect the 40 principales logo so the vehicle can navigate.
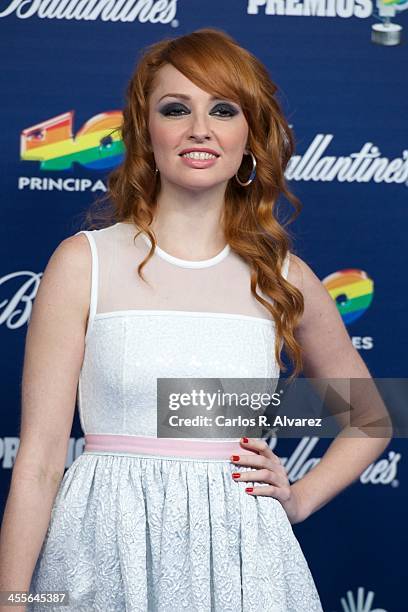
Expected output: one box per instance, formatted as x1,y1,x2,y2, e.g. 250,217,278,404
334,586,387,612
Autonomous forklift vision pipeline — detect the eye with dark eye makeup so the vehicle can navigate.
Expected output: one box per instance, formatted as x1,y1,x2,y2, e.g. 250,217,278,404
159,102,239,118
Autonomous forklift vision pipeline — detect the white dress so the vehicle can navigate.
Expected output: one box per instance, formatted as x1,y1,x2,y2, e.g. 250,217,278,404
28,221,323,611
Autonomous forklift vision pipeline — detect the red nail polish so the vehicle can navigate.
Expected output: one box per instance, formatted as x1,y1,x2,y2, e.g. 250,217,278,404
245,487,253,493
232,473,240,479
231,455,240,461
242,437,249,443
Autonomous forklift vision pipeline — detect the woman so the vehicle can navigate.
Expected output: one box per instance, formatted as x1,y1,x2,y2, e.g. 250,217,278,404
0,28,391,612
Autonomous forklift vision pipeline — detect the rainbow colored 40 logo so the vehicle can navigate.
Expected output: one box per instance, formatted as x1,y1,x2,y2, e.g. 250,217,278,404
21,110,124,171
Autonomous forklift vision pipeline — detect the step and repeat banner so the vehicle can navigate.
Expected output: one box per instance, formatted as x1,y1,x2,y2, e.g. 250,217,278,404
1,2,407,611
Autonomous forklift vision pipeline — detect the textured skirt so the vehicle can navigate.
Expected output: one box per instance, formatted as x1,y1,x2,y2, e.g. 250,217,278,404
28,435,323,612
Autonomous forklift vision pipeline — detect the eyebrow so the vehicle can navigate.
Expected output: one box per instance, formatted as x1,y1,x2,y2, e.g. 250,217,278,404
158,93,229,103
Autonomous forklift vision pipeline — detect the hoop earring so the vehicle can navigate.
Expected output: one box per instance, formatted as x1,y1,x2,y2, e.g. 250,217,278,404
235,151,257,186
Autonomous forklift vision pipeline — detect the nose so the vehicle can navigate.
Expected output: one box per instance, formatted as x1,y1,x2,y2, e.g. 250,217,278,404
189,110,211,140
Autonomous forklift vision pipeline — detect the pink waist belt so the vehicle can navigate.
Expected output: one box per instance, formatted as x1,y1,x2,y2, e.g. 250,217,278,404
84,433,256,460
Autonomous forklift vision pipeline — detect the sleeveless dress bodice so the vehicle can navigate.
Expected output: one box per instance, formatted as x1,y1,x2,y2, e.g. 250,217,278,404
77,222,285,439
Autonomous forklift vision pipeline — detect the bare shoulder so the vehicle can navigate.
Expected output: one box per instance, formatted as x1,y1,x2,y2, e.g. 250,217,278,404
51,231,90,285
286,252,324,297
32,232,93,331
46,232,91,284
51,232,91,269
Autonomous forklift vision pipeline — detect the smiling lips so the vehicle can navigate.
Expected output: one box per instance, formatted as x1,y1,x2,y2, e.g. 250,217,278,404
179,153,219,168
179,148,220,157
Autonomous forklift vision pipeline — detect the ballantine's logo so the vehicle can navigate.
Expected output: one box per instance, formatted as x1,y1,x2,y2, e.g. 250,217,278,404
269,437,400,486
0,0,178,23
0,271,41,330
2,0,408,22
286,135,408,186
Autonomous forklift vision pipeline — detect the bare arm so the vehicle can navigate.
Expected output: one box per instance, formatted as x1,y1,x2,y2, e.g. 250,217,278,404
0,233,91,607
286,254,392,522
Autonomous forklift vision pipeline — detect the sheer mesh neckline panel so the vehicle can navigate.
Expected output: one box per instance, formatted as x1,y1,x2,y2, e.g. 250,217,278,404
91,222,288,322
139,230,231,268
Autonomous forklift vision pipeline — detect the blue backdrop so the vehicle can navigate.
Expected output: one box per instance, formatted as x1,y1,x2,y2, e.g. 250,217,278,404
1,2,407,611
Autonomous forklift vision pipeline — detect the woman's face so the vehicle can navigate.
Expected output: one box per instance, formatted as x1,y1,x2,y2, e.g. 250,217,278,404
148,64,249,191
